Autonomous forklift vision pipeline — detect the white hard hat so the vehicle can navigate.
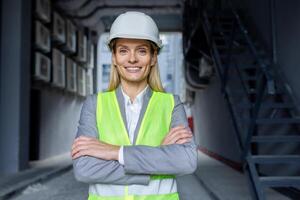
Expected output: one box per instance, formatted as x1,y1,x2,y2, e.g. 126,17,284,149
107,11,163,50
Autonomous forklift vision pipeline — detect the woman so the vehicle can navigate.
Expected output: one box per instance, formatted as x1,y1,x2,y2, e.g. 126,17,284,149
71,11,197,200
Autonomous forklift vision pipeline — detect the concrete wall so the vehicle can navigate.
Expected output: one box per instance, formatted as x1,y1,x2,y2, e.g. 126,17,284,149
38,91,83,160
0,0,87,174
193,76,242,163
0,0,31,175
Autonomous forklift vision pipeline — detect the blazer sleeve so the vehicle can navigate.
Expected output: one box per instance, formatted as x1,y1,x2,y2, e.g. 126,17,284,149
72,94,151,185
123,95,198,176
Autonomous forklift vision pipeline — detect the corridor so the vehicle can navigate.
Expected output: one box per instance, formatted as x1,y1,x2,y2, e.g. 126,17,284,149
1,0,300,199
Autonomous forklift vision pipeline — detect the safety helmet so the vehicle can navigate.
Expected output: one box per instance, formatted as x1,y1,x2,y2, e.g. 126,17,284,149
107,11,163,51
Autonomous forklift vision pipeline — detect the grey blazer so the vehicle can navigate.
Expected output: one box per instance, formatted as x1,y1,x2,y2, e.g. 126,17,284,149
73,87,197,185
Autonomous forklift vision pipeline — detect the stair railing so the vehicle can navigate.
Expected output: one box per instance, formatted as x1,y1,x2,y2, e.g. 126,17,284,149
210,0,277,159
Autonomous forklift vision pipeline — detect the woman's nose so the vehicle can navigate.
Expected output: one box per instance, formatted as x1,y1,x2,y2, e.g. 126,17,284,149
128,52,138,63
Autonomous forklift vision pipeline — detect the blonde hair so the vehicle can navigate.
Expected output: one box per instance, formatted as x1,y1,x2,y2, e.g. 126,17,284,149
107,40,165,92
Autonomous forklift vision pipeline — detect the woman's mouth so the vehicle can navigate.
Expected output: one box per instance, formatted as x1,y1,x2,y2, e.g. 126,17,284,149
124,66,142,73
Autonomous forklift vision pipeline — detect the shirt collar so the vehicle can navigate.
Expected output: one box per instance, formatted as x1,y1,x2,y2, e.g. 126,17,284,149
121,85,149,105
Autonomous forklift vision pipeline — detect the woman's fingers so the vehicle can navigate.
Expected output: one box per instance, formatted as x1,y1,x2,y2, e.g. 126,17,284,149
71,138,103,158
71,139,119,160
165,126,188,140
74,135,95,143
170,133,192,144
71,142,90,157
162,127,193,145
71,137,115,160
168,125,186,136
175,137,193,144
72,137,98,148
72,148,93,159
168,129,192,143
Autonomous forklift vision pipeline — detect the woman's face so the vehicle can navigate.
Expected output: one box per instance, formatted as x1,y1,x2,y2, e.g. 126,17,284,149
112,38,156,85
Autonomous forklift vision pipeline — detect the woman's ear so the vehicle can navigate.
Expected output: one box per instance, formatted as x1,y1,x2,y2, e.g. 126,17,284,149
150,51,158,67
112,53,117,66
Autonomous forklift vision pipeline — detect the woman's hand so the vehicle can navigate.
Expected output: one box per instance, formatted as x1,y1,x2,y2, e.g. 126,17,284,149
161,125,193,145
71,136,120,160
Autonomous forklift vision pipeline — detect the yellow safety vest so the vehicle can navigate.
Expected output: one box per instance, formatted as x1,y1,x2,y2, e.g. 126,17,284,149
89,90,179,200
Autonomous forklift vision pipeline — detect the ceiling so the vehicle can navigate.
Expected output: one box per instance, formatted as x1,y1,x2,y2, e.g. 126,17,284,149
55,0,183,36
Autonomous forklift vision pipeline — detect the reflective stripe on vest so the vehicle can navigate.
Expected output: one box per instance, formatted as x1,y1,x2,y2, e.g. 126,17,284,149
91,90,179,200
88,178,177,197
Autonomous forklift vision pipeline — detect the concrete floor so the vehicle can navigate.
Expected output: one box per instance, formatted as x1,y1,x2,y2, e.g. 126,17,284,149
7,171,87,200
7,170,213,200
195,152,291,200
6,151,292,200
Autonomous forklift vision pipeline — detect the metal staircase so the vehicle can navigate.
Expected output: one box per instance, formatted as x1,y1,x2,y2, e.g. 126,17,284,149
184,0,300,199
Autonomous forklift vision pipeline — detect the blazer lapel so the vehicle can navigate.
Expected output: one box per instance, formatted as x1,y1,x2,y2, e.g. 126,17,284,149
133,87,152,144
115,85,153,145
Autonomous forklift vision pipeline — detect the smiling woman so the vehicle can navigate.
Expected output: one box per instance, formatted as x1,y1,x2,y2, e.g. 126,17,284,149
109,38,161,96
108,38,164,93
71,11,197,200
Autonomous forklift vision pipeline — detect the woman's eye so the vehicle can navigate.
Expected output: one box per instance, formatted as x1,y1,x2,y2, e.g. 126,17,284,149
138,49,147,55
119,49,127,54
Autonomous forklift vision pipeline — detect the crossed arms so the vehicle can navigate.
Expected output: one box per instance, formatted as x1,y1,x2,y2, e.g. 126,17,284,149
72,95,197,185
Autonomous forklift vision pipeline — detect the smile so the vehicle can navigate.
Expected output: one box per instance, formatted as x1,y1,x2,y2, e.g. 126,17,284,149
124,66,142,73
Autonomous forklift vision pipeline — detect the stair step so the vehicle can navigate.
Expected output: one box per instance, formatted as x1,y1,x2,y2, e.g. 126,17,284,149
219,51,266,57
220,23,234,30
250,155,300,164
251,135,300,143
218,31,244,40
238,102,294,109
256,118,300,125
259,176,300,187
230,89,256,95
220,22,234,27
214,36,226,42
207,15,234,21
217,45,245,50
219,16,234,20
206,11,234,18
219,51,265,60
217,45,246,51
231,89,283,97
238,76,258,84
242,75,257,81
213,35,230,42
262,103,294,109
240,65,257,70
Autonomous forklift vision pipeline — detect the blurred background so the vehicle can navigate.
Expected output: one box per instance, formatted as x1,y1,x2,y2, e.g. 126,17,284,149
0,0,300,199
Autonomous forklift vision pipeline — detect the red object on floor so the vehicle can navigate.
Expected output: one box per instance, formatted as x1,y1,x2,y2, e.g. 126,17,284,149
198,146,243,172
188,117,194,133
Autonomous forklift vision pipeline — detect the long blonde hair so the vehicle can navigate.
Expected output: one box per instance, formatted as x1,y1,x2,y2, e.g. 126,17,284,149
107,40,165,92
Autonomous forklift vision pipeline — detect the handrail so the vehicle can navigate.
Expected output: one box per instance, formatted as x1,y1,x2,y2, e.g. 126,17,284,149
227,0,276,95
224,0,277,158
204,0,278,159
202,10,246,153
198,1,300,198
